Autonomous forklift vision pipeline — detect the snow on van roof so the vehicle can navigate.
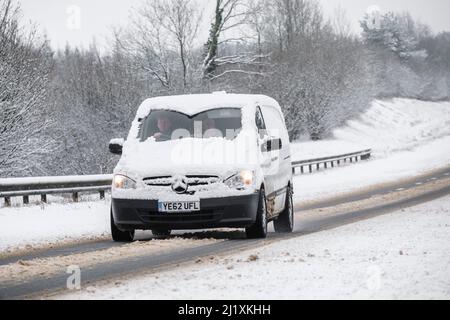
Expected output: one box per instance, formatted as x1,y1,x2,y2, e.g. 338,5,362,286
136,93,280,119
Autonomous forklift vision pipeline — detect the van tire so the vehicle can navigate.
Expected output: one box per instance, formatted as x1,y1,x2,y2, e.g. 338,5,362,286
246,188,268,239
152,229,172,239
274,184,294,233
111,209,135,242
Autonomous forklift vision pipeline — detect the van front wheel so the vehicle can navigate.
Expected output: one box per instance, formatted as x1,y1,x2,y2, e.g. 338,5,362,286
246,189,268,239
111,209,135,242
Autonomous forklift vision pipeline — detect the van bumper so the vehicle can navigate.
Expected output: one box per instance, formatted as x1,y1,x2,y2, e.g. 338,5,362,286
111,193,260,231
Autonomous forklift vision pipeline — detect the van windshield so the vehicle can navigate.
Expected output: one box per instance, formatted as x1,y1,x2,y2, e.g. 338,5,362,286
139,108,242,142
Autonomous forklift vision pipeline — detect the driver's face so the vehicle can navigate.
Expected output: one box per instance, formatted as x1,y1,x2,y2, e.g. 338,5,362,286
203,118,216,130
157,117,171,133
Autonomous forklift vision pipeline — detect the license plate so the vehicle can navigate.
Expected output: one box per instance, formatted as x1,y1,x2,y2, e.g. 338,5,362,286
158,201,200,213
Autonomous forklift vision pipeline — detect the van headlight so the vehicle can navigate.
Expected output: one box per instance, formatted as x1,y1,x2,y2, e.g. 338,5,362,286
224,170,255,190
113,174,136,189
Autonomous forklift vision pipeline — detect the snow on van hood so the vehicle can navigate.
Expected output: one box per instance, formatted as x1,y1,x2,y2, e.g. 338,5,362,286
115,130,260,180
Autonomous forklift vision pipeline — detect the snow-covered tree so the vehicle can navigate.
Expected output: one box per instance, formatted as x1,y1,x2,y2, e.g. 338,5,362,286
203,0,248,78
361,10,450,100
248,0,374,140
0,0,54,177
361,11,419,60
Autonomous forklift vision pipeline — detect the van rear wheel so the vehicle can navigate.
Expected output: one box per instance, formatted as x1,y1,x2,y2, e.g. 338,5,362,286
274,184,294,233
246,188,268,239
110,209,135,242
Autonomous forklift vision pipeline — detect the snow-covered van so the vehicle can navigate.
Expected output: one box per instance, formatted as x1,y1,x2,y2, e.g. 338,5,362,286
108,92,293,241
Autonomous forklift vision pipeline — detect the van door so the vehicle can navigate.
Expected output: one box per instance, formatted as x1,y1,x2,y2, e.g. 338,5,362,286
255,106,276,216
260,105,291,215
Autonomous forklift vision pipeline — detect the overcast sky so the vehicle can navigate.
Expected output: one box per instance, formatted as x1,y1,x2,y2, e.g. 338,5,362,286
18,0,450,51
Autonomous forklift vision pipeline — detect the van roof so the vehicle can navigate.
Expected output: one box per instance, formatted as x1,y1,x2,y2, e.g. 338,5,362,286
136,93,280,119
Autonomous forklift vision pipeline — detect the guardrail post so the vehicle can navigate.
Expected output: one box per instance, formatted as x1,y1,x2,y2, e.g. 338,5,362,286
72,192,79,202
361,152,371,160
309,165,312,173
316,163,320,171
4,197,11,207
23,196,29,205
331,161,334,168
324,162,328,169
41,194,47,203
100,190,105,200
300,166,304,174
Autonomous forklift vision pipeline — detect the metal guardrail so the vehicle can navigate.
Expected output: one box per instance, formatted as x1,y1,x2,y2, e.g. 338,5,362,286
292,149,372,174
0,149,371,207
0,175,112,207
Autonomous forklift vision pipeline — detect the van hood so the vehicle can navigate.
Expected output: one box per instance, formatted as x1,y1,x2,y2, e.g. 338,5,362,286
115,136,259,181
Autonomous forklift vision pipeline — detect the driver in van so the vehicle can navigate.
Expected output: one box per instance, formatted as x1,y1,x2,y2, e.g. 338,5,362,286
203,118,222,138
153,114,173,141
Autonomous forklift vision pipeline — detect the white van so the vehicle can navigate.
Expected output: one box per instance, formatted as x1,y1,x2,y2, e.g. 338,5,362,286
109,93,293,241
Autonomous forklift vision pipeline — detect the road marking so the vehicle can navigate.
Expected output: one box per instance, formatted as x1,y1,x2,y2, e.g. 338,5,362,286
415,182,423,186
395,188,406,191
444,173,450,176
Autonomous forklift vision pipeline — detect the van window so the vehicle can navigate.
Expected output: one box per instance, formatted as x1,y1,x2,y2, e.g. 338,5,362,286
255,106,268,138
260,106,288,141
255,106,266,130
139,108,242,142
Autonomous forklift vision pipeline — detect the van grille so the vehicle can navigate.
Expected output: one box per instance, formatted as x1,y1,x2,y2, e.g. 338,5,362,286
143,175,220,187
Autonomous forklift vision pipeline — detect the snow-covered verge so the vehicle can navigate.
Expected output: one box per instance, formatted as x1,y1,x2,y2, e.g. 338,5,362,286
57,195,450,300
291,98,450,161
334,99,450,157
0,201,110,254
293,98,450,202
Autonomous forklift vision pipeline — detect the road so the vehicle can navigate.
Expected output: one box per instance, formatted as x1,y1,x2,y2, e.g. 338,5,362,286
1,166,449,300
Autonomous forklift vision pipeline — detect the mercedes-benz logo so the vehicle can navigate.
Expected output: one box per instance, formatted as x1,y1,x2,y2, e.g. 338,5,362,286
171,176,189,194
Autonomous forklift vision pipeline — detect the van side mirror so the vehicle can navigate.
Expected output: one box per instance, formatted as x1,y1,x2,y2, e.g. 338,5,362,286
262,138,282,152
109,138,124,155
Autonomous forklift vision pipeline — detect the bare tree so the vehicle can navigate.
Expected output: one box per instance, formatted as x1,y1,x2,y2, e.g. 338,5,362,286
331,5,352,38
202,0,253,78
118,0,202,92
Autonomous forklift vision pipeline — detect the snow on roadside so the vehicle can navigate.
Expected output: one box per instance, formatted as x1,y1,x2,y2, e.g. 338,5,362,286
57,195,450,300
294,135,450,202
291,98,450,161
334,99,450,157
0,201,110,254
293,98,450,202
